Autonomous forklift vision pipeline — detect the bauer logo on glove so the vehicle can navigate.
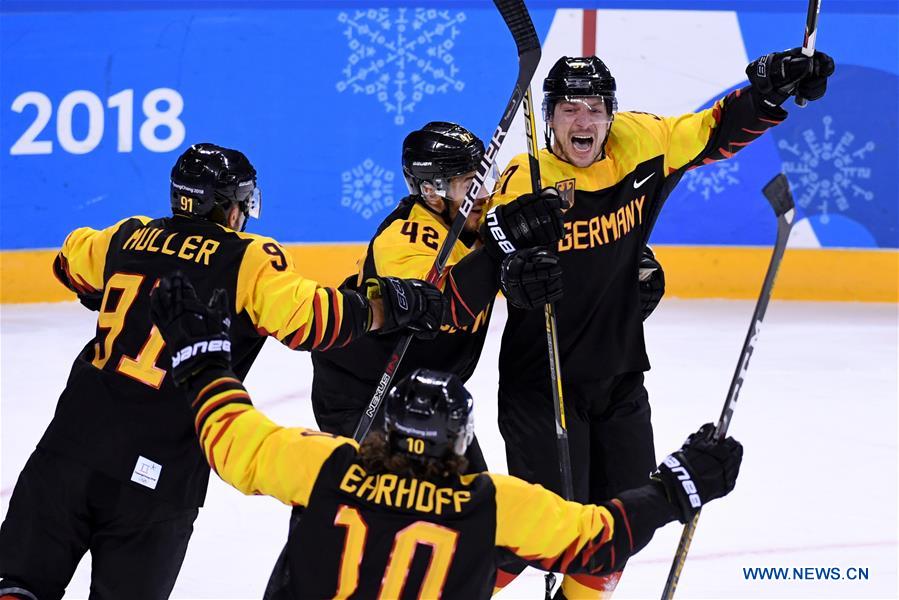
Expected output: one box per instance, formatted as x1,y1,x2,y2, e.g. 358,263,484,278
480,187,566,261
660,454,701,509
171,339,232,370
654,423,743,523
485,208,516,255
150,273,233,386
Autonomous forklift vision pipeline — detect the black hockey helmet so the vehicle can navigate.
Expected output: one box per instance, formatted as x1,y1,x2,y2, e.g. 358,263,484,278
543,56,618,151
402,122,485,198
170,143,261,230
384,369,475,460
543,55,618,114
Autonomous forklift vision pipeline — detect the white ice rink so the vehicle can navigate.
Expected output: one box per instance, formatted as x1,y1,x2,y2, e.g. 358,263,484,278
2,298,897,599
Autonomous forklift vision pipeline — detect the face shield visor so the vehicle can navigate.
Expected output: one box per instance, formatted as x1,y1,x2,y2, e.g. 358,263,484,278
544,95,617,126
425,162,499,206
235,180,262,220
481,162,502,200
452,412,475,456
442,162,500,200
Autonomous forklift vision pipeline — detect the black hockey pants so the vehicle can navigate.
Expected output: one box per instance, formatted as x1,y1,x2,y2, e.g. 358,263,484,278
498,371,656,504
0,447,198,600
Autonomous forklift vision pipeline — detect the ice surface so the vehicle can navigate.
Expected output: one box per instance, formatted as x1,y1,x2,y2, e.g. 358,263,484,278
2,298,896,599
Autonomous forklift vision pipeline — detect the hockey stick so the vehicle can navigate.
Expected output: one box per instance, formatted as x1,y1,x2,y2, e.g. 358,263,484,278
523,84,575,600
522,87,574,500
351,0,541,443
660,173,796,600
795,0,822,107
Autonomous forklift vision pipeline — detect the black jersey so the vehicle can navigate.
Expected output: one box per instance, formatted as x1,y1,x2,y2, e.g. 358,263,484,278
42,215,372,508
186,371,675,599
311,196,499,427
492,87,784,387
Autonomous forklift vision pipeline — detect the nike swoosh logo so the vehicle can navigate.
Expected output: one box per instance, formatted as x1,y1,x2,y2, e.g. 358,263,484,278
633,173,655,189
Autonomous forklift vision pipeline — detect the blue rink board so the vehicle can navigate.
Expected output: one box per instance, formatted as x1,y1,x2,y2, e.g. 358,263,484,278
1,2,896,250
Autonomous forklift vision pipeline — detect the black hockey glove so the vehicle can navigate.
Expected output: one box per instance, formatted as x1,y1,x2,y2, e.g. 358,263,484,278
366,276,446,340
795,51,835,103
639,246,665,321
654,423,743,524
500,248,563,310
746,48,835,110
150,273,232,387
481,187,566,261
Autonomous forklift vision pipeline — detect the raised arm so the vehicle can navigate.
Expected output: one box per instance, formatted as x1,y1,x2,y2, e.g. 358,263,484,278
491,473,673,575
236,237,444,350
370,216,501,329
664,48,834,172
149,273,358,506
492,424,743,575
52,216,151,308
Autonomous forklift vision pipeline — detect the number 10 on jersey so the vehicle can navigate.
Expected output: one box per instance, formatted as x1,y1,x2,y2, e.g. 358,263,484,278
333,504,459,599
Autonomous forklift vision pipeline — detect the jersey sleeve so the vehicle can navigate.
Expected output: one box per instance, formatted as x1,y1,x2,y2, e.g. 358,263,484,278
442,248,499,329
371,219,499,329
663,86,786,172
236,238,372,351
187,368,358,506
491,473,675,576
52,216,151,298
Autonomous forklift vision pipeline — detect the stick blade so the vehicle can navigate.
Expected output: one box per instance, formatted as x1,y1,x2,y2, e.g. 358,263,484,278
762,173,796,220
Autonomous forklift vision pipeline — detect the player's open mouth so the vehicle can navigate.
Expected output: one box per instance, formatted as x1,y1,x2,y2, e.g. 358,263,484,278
571,135,594,152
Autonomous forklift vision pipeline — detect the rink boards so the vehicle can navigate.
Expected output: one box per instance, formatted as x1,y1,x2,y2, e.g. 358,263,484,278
1,1,896,302
1,243,896,303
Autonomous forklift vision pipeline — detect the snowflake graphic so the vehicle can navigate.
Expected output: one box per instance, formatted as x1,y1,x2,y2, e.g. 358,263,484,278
341,159,396,220
336,8,466,126
779,115,875,224
684,160,741,200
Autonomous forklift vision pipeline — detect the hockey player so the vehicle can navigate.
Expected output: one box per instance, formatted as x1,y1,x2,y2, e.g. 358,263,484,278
0,144,445,600
488,51,834,598
310,121,567,465
148,273,744,599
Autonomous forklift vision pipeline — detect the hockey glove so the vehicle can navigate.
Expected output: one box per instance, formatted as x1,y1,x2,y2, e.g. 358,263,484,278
746,48,835,110
500,248,563,310
639,245,665,321
795,51,835,103
366,276,446,340
150,273,232,387
481,187,566,261
654,423,743,524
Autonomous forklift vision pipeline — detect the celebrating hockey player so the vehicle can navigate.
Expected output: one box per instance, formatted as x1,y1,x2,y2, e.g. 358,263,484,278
0,144,445,600
311,121,567,465
489,50,834,598
148,273,744,599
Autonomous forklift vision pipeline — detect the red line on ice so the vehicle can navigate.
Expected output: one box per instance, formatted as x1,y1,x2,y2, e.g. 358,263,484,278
640,540,897,564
